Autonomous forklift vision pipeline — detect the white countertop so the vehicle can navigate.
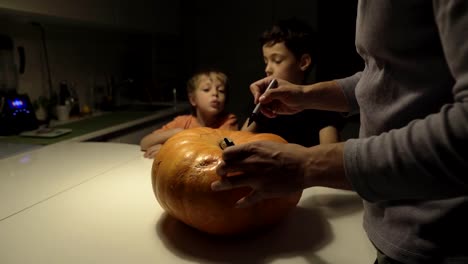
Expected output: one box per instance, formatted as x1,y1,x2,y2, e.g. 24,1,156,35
0,142,375,264
0,142,43,160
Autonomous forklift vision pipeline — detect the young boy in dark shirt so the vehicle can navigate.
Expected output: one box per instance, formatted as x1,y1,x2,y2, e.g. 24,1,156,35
242,18,345,146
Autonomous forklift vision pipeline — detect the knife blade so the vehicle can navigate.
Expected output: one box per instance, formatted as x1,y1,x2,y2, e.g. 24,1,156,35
247,79,278,127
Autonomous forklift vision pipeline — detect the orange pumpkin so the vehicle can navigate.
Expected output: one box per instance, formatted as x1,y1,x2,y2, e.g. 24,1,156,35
152,127,302,235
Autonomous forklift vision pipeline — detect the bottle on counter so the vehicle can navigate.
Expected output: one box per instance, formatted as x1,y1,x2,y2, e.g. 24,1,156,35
58,81,70,105
58,80,80,117
68,82,80,116
173,88,177,109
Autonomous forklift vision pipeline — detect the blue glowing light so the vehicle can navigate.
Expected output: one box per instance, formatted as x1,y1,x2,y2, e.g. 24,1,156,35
9,99,26,109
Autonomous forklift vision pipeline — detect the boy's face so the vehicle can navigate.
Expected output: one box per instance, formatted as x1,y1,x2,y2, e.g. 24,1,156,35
189,73,226,116
262,41,309,84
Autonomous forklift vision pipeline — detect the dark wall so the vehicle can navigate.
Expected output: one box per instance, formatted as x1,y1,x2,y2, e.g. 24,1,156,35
316,0,363,82
180,0,318,123
316,0,362,132
179,1,361,126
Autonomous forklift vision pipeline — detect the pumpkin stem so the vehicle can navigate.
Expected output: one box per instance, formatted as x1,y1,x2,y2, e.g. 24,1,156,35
219,137,235,149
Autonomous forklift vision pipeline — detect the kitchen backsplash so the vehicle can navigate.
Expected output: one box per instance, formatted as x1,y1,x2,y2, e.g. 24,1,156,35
1,16,178,112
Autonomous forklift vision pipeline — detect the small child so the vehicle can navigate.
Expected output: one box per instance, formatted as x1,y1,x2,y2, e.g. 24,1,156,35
140,68,238,158
242,18,345,146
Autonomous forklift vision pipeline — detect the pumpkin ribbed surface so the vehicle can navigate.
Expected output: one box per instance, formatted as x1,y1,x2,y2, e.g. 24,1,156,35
152,127,302,235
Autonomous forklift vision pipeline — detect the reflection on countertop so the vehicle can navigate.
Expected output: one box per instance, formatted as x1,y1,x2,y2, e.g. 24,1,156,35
0,102,190,155
156,190,367,264
0,142,42,160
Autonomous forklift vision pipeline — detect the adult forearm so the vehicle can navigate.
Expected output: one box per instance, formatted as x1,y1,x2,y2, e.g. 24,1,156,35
319,126,341,144
302,80,351,112
344,104,468,202
303,142,353,190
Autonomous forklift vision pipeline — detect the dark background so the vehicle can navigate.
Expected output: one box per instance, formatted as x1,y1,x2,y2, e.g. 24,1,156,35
178,0,363,136
1,0,363,138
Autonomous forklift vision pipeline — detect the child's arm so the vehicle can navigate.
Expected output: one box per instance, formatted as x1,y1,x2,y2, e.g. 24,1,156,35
318,125,340,144
140,128,183,151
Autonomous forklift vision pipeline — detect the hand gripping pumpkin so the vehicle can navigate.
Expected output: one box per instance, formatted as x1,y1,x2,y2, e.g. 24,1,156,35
152,127,302,235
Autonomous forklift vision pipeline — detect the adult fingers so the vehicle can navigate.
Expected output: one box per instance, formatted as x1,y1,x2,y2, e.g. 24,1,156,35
235,190,265,208
217,142,280,177
260,107,277,118
211,180,266,208
250,76,276,104
216,160,230,177
221,143,254,162
259,101,282,118
216,160,245,178
211,173,255,191
217,160,268,179
260,88,291,105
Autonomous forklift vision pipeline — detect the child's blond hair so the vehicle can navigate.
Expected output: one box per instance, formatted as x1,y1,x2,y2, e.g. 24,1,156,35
187,69,228,95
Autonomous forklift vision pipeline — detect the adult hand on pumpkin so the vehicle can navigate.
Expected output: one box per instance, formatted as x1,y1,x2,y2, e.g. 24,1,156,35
212,141,352,208
153,127,303,235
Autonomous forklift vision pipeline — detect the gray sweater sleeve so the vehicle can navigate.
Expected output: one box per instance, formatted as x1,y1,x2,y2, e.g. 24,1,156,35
342,1,468,202
336,72,362,116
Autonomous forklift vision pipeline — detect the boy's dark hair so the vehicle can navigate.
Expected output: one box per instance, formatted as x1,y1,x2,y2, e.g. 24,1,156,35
260,18,318,74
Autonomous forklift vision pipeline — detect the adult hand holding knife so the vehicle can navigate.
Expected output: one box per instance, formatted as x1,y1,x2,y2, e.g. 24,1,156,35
247,78,278,127
247,77,309,127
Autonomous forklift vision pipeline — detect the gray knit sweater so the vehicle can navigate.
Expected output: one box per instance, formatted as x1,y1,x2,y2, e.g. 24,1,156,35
338,1,468,263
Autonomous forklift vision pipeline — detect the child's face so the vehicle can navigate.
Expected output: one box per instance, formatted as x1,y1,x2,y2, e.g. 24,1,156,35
262,42,309,84
189,73,226,116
